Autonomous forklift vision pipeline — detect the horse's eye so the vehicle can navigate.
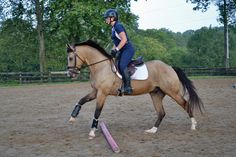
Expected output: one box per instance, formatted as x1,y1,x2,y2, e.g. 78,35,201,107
69,57,73,61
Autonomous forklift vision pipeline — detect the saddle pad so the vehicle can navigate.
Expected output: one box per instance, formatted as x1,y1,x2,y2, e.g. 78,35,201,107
114,64,148,80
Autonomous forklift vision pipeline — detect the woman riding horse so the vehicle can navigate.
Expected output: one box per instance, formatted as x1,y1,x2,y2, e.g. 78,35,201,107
104,9,135,95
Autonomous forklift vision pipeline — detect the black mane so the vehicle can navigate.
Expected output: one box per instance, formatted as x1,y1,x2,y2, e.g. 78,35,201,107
74,40,112,59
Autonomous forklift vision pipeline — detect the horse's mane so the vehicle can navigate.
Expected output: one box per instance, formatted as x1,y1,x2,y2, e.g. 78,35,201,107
74,40,113,59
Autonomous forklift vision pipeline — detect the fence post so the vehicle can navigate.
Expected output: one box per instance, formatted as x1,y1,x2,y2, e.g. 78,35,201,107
19,72,22,84
48,71,52,82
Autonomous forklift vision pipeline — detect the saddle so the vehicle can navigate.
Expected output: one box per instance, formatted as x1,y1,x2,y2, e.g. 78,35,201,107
116,56,144,75
128,56,144,75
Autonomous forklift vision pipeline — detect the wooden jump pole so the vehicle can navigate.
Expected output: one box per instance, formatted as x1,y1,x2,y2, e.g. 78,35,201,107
100,121,120,153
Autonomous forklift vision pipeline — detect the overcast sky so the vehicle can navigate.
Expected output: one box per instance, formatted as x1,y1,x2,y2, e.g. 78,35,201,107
130,0,221,32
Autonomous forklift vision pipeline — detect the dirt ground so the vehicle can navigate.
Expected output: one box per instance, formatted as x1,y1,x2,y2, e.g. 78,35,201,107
0,78,236,157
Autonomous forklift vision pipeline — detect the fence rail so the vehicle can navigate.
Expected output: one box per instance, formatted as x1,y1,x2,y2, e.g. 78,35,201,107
0,67,236,84
0,70,90,84
183,67,236,76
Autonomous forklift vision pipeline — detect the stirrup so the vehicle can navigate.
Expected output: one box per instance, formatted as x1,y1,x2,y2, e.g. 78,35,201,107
117,87,133,96
124,87,133,95
117,88,123,96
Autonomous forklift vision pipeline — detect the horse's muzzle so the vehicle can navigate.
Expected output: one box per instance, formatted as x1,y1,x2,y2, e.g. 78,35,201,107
67,68,80,79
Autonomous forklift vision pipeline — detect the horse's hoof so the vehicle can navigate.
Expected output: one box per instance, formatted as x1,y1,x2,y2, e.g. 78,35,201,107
191,118,197,130
88,128,96,139
191,126,197,130
69,117,76,123
88,136,95,140
145,127,158,134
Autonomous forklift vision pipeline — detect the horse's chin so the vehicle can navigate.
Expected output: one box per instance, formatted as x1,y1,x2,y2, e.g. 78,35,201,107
67,70,79,80
71,73,78,80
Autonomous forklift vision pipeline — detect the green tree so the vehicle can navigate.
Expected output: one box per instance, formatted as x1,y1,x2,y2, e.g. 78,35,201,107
186,0,236,68
47,0,139,70
0,18,38,72
49,0,138,45
0,0,51,72
186,27,224,67
0,0,139,72
228,26,236,67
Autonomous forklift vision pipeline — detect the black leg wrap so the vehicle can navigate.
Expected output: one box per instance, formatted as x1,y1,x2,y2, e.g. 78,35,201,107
91,119,98,129
71,104,81,118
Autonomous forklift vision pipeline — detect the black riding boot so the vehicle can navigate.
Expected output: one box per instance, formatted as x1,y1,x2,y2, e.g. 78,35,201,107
121,68,132,95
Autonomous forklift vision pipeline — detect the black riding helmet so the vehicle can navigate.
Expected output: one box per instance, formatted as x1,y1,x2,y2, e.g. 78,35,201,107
103,9,118,21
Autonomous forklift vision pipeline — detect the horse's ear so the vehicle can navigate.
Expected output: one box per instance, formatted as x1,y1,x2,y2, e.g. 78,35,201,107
66,44,74,53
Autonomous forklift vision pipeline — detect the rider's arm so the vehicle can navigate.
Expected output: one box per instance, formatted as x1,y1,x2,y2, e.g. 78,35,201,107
116,31,127,51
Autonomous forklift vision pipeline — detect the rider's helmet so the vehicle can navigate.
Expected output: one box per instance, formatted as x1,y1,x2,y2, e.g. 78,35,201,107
103,9,118,21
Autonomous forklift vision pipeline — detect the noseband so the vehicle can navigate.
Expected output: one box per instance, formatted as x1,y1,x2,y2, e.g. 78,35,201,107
67,51,85,72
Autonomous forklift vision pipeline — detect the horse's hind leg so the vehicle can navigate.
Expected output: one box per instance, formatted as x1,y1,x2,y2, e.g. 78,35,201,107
145,88,165,134
69,89,97,122
170,92,197,130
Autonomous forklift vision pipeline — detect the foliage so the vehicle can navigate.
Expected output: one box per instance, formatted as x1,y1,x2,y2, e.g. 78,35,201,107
228,25,236,66
0,0,236,72
48,0,138,45
186,0,236,68
0,18,38,72
185,27,224,67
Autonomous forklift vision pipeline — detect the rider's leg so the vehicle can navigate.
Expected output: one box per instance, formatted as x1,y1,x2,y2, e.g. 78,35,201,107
121,67,132,94
118,49,134,95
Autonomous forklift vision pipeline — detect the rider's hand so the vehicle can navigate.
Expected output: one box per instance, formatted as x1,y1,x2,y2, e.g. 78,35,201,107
111,49,119,58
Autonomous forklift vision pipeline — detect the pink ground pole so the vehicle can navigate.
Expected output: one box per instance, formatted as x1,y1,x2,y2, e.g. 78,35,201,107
100,121,120,153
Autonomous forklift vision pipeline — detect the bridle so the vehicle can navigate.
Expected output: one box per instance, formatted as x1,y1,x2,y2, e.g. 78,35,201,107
67,49,110,75
67,51,83,74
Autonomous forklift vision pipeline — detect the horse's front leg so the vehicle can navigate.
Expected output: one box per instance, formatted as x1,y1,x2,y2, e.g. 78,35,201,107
89,91,107,139
69,89,97,123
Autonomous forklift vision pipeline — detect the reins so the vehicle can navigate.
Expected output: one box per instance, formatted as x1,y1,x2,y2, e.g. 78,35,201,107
87,58,110,67
67,43,117,75
68,50,111,70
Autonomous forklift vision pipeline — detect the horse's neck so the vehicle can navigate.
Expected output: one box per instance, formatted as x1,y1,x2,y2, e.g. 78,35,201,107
78,46,110,75
79,46,106,65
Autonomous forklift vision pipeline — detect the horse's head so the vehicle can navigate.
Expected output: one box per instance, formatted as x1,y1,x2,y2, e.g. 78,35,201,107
66,44,84,79
66,40,113,79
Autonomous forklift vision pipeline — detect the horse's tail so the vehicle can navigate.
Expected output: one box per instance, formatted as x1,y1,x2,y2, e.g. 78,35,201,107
173,67,204,113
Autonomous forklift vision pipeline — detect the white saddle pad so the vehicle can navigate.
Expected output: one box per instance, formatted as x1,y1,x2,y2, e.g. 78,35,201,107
114,64,148,80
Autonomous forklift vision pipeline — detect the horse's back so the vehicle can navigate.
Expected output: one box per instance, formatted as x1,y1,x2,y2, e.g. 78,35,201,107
145,60,180,90
145,60,176,77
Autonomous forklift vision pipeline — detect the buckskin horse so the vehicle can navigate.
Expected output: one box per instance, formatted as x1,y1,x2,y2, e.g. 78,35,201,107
67,40,204,139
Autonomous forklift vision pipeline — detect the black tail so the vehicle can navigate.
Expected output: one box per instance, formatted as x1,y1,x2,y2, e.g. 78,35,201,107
173,67,204,113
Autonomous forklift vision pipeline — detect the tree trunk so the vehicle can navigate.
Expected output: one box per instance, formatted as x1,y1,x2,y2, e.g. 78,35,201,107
223,0,230,68
35,0,46,73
